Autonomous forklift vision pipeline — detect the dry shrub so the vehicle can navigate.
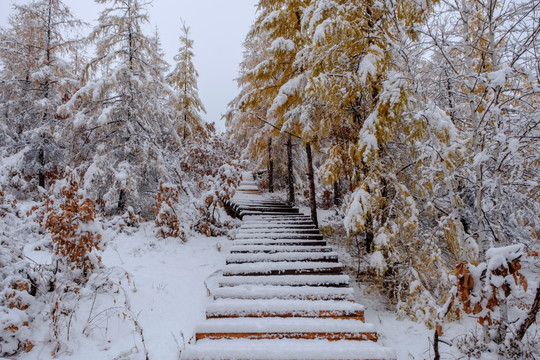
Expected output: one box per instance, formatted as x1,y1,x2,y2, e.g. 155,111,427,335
154,182,185,240
44,174,102,276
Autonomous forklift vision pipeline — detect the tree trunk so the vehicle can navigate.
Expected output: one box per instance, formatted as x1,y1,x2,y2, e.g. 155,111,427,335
117,189,126,213
434,328,440,360
38,147,45,189
333,180,341,207
306,143,318,228
268,137,274,193
287,134,295,205
516,280,540,341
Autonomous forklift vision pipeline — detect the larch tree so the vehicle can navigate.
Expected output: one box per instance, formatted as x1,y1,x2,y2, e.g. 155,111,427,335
0,0,82,194
421,0,540,260
168,21,206,141
232,0,313,205
60,0,176,217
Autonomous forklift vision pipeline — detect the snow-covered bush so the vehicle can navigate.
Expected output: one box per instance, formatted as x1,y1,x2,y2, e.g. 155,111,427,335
437,244,538,357
154,182,186,240
43,174,102,278
0,190,35,355
173,129,244,238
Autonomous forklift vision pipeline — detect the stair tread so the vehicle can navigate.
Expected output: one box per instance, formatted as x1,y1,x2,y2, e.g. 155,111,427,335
234,239,327,246
196,317,375,334
213,285,355,301
227,252,339,263
181,339,396,360
207,299,364,316
220,275,350,287
231,245,334,253
224,261,343,276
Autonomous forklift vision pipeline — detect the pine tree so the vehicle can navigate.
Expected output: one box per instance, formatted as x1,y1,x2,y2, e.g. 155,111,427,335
168,21,206,141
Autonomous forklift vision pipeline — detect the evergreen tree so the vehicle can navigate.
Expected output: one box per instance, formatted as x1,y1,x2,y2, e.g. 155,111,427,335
168,21,206,141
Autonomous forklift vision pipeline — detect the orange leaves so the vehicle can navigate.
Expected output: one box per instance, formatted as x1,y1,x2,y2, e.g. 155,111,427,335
153,182,185,240
445,245,528,328
43,174,101,275
454,262,478,315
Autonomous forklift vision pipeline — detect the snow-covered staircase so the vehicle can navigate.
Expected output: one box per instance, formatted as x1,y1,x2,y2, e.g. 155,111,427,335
181,173,395,360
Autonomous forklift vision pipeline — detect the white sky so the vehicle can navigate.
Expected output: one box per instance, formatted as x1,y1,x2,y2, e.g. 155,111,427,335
0,0,259,131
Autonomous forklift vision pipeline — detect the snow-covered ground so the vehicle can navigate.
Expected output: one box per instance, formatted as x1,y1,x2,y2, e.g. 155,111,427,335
6,204,536,359
8,218,440,360
13,223,230,360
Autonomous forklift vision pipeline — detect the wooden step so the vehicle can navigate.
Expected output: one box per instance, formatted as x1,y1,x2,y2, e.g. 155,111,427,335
181,339,396,360
240,212,303,218
234,204,298,210
234,239,327,247
230,245,334,254
223,261,343,276
213,285,355,301
206,299,364,320
194,318,378,341
241,224,317,230
238,207,300,214
219,275,351,288
238,228,321,235
244,215,312,220
226,252,339,264
236,233,324,240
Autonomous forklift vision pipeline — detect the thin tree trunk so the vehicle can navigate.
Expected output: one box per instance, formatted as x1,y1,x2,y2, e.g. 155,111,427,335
287,134,295,205
516,280,540,342
268,137,274,193
38,147,45,189
333,180,341,207
434,328,440,360
306,142,318,227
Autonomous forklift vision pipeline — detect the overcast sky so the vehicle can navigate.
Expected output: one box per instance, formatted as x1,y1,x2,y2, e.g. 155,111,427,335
0,0,259,131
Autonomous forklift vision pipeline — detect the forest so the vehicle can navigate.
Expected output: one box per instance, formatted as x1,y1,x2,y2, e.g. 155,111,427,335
0,0,539,359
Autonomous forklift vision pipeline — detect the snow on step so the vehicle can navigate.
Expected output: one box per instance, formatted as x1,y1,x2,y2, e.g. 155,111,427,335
238,228,321,234
244,214,311,219
236,233,323,240
181,339,396,360
230,245,334,253
223,261,343,276
243,215,311,220
233,239,327,246
242,220,315,226
226,251,339,264
194,317,377,341
206,299,364,319
240,224,317,230
213,285,355,301
219,275,350,287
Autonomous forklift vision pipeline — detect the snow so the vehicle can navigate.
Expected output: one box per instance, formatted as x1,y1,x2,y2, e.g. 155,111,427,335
226,251,338,263
16,223,228,360
270,37,296,52
195,317,376,334
182,339,395,360
219,274,351,287
212,285,355,301
206,298,364,317
223,261,343,275
230,245,334,253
